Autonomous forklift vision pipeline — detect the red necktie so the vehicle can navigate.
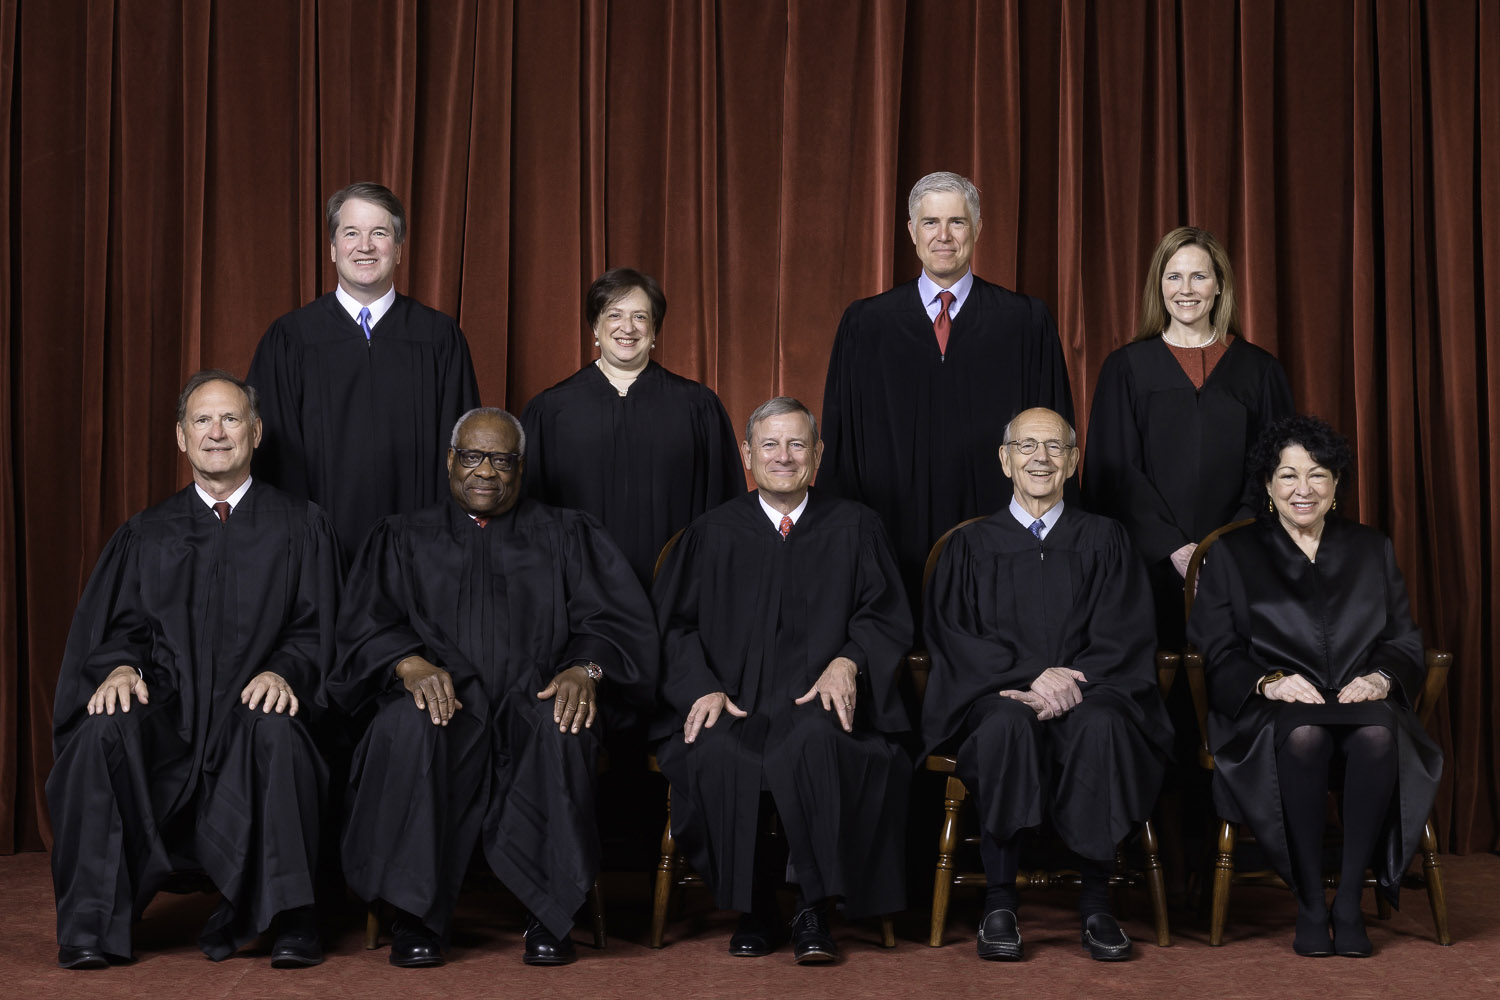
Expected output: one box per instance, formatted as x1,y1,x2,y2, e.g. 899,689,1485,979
933,289,956,354
213,501,230,524
779,514,792,539
474,516,489,528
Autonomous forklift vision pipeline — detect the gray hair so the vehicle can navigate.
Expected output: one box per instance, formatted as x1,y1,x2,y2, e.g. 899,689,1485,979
451,407,527,456
178,369,259,425
907,171,982,226
1001,409,1076,448
743,397,819,448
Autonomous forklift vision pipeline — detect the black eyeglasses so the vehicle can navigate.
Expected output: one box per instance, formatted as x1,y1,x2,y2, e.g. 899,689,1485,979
454,449,520,472
1005,439,1072,457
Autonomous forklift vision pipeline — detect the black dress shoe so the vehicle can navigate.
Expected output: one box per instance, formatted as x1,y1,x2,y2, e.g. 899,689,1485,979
270,905,323,968
790,905,838,964
1081,913,1133,961
389,910,444,968
1292,911,1333,957
523,914,577,966
729,910,783,957
58,945,109,970
1332,911,1372,958
976,909,1023,961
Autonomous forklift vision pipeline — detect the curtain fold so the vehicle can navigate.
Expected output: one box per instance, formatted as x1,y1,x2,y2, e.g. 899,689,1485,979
3,0,1496,855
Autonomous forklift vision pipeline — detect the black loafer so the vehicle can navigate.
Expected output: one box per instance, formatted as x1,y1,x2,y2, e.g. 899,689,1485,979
269,906,323,968
1332,912,1372,958
729,910,783,957
389,911,444,968
1081,913,1133,961
977,909,1023,961
790,905,838,964
58,945,109,970
523,915,577,966
1292,912,1333,957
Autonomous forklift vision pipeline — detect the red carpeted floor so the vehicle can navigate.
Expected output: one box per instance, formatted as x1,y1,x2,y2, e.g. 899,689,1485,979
4,850,1496,999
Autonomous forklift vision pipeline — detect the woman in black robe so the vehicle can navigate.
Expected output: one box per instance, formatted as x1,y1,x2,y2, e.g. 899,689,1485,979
1187,415,1440,958
521,268,743,589
1083,226,1293,646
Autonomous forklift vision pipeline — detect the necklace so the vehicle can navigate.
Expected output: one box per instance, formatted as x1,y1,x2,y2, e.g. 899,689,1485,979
595,359,640,396
1161,328,1220,349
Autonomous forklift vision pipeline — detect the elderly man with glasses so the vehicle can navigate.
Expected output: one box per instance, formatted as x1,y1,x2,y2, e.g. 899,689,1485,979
921,407,1171,963
330,407,657,969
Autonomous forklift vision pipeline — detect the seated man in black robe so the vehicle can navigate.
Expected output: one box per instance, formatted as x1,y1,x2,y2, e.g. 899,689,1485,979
331,407,657,968
923,407,1171,962
248,181,479,562
653,397,913,964
47,369,338,970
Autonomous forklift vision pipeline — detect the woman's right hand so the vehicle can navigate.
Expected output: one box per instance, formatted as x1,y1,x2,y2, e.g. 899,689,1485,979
1263,672,1325,704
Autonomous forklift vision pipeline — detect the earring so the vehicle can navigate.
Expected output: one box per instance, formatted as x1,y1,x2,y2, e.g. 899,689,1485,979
1267,495,1274,513
1332,498,1338,512
593,338,600,347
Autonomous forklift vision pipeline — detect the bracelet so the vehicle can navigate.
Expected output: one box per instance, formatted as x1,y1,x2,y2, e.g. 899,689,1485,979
582,662,604,682
1256,671,1285,696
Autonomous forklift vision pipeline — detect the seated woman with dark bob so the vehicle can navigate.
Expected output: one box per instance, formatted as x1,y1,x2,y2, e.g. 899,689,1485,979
1186,414,1441,958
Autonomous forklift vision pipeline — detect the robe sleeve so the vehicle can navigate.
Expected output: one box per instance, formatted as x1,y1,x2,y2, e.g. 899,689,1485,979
840,512,914,733
1364,535,1425,708
652,525,725,719
1186,534,1273,719
261,505,341,708
327,518,428,714
817,305,862,502
519,393,552,502
695,389,746,510
1082,349,1189,563
246,318,308,498
1027,297,1076,425
557,514,659,713
1067,520,1162,702
1232,356,1295,517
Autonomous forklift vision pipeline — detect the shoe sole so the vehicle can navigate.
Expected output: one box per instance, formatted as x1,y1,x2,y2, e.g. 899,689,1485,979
271,953,325,969
389,955,444,968
794,948,839,964
977,945,1023,961
58,956,109,970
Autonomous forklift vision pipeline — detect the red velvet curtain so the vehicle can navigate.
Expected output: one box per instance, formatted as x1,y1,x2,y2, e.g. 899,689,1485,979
3,0,1496,856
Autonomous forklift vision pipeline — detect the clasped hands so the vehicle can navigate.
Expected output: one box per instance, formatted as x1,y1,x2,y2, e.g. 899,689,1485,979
1000,666,1087,720
683,656,860,744
396,656,597,734
88,665,301,716
1262,671,1390,704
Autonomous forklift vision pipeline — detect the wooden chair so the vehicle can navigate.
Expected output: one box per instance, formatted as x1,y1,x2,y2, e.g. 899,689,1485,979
918,517,1174,948
647,529,897,950
1179,518,1452,946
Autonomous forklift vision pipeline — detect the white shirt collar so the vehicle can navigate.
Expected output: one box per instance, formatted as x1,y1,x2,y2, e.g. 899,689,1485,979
1009,496,1063,539
758,491,809,530
195,476,253,514
916,269,975,320
335,284,397,328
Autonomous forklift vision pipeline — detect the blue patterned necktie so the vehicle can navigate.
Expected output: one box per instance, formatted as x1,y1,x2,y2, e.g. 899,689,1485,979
358,306,372,341
1029,518,1044,540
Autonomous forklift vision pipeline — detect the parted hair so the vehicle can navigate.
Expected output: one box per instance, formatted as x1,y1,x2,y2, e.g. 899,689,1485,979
1134,226,1239,342
585,267,668,331
743,397,819,448
907,171,982,226
326,182,407,245
176,369,259,425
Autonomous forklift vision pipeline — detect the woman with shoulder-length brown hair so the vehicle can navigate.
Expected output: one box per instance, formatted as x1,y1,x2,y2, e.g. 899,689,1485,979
1083,225,1293,645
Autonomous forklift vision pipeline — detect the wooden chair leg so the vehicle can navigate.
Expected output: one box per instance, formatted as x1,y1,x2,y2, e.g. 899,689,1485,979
1140,819,1171,946
588,879,607,949
364,901,381,950
1420,817,1452,945
879,915,896,948
650,790,677,948
928,775,966,947
1209,820,1236,946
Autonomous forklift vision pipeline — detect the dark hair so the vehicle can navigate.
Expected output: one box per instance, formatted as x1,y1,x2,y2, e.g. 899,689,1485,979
177,369,259,424
326,182,407,245
1134,226,1239,342
584,268,668,331
1247,414,1353,506
743,396,818,448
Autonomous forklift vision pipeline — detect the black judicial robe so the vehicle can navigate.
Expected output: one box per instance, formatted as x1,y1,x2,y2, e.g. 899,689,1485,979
922,507,1171,859
521,360,743,588
652,489,913,917
46,482,338,959
329,498,658,939
248,292,480,560
1083,336,1293,640
821,277,1074,607
1186,517,1440,902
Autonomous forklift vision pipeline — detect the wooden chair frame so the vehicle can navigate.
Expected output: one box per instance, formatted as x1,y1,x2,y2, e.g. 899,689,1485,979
1180,518,1452,946
916,517,1173,948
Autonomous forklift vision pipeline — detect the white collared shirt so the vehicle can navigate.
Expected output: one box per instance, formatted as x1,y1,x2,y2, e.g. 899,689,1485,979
917,269,976,323
195,476,252,515
335,284,397,330
758,491,809,531
1010,496,1063,539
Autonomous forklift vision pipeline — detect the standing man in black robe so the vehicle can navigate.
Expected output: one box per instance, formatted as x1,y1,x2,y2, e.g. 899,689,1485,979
248,181,480,562
47,370,339,970
923,407,1170,962
331,407,657,969
653,397,913,964
821,171,1074,613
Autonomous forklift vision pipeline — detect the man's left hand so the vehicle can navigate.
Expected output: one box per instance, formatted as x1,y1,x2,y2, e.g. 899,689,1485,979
1337,671,1391,704
538,665,597,734
241,671,300,716
794,656,859,732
